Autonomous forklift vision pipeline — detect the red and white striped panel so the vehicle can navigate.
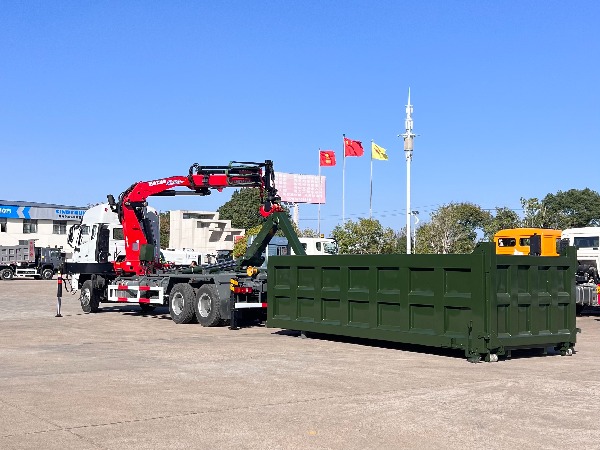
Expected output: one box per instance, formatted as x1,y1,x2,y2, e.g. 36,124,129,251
107,284,164,305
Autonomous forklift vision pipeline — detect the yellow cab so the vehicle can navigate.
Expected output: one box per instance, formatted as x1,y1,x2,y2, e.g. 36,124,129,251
494,228,562,256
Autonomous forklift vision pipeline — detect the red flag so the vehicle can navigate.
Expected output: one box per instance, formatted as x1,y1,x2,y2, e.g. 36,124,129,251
344,137,364,157
319,150,336,166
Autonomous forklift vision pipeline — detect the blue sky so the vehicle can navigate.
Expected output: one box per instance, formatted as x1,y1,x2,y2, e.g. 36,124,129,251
1,1,598,235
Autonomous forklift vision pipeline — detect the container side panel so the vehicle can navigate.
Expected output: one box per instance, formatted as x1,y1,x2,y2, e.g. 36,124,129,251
493,254,577,350
322,298,341,324
268,245,577,360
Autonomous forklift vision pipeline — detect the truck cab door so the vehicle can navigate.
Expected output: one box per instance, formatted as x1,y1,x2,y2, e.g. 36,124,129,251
95,225,110,263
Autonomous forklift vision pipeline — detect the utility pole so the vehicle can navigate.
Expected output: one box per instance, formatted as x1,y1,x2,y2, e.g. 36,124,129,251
399,88,415,254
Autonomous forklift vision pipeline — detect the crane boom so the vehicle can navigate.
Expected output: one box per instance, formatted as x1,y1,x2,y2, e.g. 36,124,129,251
108,160,282,275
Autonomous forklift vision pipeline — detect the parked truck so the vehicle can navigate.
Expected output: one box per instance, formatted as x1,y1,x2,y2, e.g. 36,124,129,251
63,160,305,327
494,228,562,256
560,227,600,283
161,248,206,266
293,237,338,256
0,240,64,280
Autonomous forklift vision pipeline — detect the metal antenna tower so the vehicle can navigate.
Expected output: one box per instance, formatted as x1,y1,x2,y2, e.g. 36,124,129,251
399,88,416,254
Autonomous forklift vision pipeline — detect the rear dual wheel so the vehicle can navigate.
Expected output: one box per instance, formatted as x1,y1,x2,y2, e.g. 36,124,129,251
169,283,223,326
169,283,196,324
194,284,222,327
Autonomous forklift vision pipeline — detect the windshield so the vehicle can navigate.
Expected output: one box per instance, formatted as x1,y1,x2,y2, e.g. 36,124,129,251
573,236,599,249
323,242,338,255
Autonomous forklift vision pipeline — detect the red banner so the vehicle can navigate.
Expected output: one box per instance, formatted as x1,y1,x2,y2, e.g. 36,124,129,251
319,150,336,166
344,137,364,157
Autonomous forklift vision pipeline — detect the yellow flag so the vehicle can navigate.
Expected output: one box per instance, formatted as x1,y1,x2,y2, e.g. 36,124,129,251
371,142,388,161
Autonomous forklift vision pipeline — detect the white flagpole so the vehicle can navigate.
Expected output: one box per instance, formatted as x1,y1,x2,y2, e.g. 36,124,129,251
342,134,346,223
370,140,373,219
318,148,321,235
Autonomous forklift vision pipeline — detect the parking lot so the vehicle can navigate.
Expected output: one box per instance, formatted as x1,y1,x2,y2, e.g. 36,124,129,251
1,279,599,449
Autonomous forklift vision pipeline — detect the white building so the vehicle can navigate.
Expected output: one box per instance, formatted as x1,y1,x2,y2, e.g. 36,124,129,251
168,210,244,254
0,200,87,253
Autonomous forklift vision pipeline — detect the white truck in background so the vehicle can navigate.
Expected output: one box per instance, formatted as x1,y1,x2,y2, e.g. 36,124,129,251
292,237,337,256
561,227,600,282
161,248,205,266
561,227,600,312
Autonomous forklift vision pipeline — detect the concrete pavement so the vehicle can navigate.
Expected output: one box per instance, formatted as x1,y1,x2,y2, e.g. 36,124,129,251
1,279,599,449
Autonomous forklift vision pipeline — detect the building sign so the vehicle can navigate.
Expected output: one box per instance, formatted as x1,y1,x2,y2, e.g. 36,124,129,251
0,206,23,219
274,172,326,204
53,209,86,220
0,205,86,221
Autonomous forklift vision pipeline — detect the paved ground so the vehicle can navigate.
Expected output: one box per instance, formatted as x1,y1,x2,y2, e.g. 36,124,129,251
0,279,599,450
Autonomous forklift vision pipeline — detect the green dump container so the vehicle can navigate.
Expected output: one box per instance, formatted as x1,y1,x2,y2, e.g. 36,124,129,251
267,242,578,362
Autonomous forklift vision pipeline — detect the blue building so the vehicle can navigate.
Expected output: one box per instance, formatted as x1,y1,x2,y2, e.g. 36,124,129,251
0,200,87,253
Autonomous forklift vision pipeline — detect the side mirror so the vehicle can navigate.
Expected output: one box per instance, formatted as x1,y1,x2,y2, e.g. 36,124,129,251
529,234,542,256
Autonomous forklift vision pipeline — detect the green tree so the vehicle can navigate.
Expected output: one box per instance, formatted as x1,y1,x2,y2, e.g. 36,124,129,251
233,225,263,258
482,207,521,241
394,228,409,254
520,197,546,228
542,188,600,229
217,188,264,230
159,211,170,249
414,202,490,254
298,228,320,238
331,218,398,254
217,187,293,231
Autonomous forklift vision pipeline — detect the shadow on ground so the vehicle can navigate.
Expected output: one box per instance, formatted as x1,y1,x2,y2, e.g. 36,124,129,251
271,329,569,363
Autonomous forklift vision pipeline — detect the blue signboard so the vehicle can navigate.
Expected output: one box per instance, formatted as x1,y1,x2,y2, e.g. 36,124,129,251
0,205,84,220
0,206,30,219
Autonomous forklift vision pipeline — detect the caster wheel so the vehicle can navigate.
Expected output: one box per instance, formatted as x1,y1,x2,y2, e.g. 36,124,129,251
486,354,499,363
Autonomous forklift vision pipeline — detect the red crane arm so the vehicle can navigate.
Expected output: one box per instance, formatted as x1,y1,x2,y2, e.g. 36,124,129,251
110,160,280,276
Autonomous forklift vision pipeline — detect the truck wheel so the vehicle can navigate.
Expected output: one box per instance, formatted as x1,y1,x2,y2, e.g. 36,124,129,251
169,283,196,324
194,284,222,327
81,280,100,313
41,269,54,280
1,268,13,280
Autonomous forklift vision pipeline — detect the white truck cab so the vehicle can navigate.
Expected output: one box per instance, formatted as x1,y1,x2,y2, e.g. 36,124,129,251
67,203,159,286
292,237,337,256
561,227,600,270
68,204,125,264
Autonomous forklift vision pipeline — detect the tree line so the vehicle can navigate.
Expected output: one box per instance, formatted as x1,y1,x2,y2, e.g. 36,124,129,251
160,187,600,255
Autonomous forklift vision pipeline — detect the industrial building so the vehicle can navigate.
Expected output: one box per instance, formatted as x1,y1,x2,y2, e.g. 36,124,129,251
168,210,244,254
0,201,244,259
0,200,88,253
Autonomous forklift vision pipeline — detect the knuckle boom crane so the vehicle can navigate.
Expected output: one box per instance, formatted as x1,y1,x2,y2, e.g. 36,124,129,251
64,159,305,328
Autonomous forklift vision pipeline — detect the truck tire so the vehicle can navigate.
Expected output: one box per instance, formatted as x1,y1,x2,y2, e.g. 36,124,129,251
1,268,13,280
81,280,100,313
194,284,222,327
41,269,54,280
169,283,196,324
